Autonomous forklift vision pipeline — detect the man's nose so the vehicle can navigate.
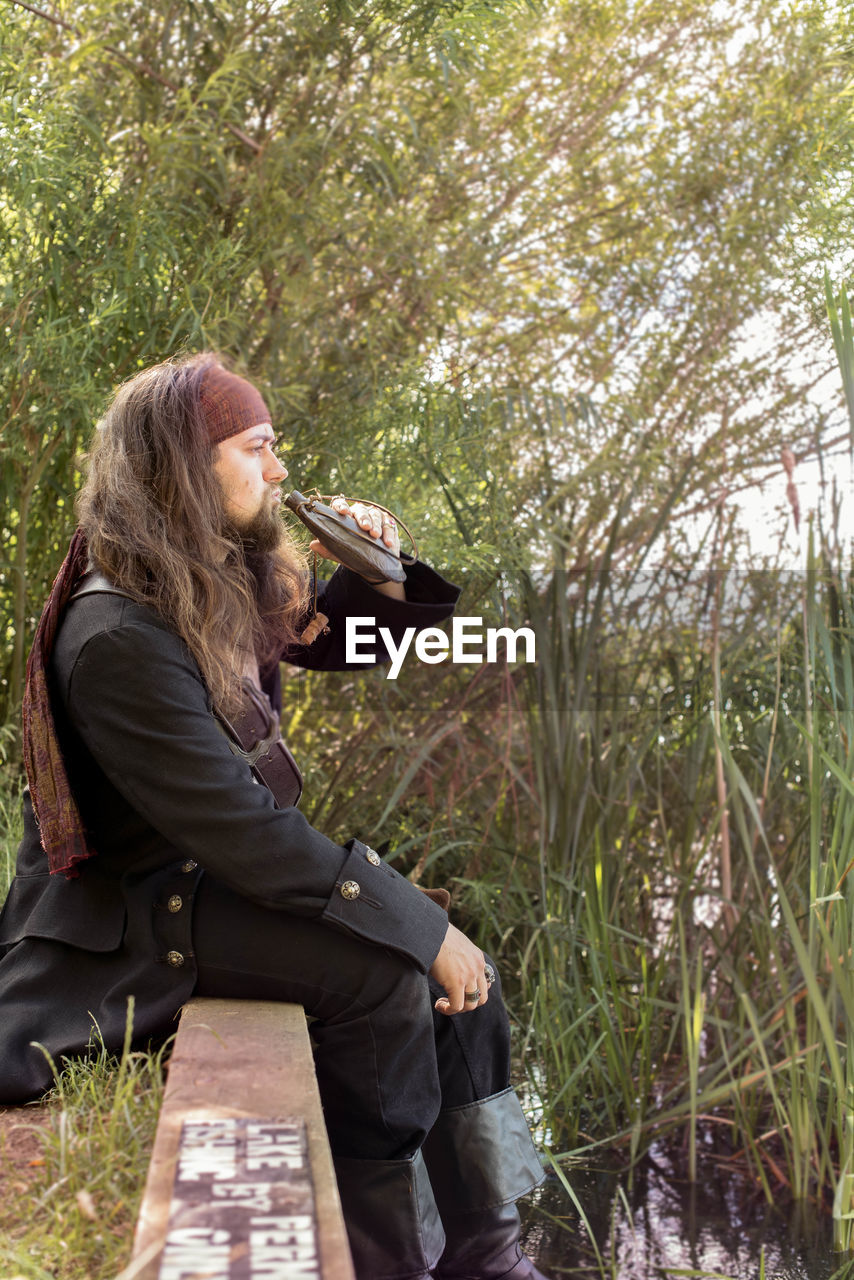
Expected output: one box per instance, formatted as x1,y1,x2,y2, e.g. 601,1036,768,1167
266,455,288,482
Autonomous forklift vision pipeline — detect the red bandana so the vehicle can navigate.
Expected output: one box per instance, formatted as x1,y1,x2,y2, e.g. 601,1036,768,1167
200,365,271,445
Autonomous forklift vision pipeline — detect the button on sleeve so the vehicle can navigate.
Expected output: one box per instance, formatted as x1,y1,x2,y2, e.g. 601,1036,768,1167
322,841,448,973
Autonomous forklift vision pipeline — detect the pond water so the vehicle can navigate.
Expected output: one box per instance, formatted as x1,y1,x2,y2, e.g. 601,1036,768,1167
519,1142,851,1279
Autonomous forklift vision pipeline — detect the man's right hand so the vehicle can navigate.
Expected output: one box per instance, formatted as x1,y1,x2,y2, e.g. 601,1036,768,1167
430,922,490,1015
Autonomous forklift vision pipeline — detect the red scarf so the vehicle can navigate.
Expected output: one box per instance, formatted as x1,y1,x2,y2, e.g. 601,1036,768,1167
21,529,94,876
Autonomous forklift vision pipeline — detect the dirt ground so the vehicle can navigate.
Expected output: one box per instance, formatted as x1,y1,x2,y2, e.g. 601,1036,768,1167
0,1103,53,1204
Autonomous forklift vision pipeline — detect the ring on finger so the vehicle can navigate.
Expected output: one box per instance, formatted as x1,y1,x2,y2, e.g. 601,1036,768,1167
484,963,496,988
464,989,481,1003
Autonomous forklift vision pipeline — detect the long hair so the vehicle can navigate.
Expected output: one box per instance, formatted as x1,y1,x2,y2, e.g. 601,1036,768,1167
76,352,308,713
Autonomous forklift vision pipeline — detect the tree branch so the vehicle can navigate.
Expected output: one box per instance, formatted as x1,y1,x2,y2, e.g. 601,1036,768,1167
8,0,262,154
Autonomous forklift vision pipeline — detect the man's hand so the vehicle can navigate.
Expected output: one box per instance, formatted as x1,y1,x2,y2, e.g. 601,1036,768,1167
430,922,490,1016
310,497,406,601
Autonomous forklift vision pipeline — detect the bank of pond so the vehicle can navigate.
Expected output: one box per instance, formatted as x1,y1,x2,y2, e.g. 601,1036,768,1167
522,1141,849,1279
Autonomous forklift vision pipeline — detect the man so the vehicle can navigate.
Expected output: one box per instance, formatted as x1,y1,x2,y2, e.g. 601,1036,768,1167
0,352,548,1280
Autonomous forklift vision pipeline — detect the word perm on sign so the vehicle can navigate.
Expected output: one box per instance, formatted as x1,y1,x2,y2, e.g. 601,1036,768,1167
158,1117,319,1279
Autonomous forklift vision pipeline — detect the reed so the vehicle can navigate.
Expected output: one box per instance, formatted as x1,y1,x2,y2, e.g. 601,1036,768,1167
496,543,702,1153
497,539,854,1249
0,732,23,898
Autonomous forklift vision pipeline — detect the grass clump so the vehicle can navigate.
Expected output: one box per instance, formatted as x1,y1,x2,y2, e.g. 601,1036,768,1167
0,757,163,1277
0,1002,165,1280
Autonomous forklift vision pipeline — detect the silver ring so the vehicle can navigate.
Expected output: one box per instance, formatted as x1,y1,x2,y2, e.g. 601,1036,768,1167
484,963,495,988
464,989,481,1003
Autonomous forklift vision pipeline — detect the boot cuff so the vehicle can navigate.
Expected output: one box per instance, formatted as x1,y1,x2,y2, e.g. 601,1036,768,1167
334,1150,446,1277
423,1087,545,1212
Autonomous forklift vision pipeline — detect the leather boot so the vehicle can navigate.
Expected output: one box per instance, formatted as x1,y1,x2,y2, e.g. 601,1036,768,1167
333,1149,446,1280
422,1087,549,1280
430,1201,549,1280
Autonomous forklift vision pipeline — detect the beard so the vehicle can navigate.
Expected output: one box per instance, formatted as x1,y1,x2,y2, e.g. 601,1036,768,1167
214,491,308,671
222,499,284,556
222,500,291,656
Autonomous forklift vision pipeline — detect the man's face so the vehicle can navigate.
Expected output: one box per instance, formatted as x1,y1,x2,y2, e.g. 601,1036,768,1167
213,423,288,548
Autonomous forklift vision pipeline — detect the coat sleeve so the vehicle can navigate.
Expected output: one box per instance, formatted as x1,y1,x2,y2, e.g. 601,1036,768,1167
60,610,448,973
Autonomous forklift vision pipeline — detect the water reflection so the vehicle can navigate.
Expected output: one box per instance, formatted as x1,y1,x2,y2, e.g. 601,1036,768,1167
520,1142,848,1278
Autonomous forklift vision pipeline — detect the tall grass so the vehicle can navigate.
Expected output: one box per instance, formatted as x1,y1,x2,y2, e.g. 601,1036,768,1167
484,539,854,1248
0,728,23,898
280,488,854,1248
712,555,854,1247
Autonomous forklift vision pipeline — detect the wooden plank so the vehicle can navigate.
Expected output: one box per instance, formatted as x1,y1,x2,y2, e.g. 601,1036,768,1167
121,998,355,1280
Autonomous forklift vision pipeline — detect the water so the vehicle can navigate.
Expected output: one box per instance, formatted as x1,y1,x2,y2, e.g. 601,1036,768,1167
519,1143,849,1279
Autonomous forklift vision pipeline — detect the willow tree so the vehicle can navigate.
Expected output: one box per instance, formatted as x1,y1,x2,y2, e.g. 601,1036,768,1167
0,0,845,722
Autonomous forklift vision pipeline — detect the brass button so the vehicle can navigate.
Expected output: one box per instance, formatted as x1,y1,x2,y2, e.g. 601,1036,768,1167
181,860,198,873
340,880,361,901
167,895,183,913
365,848,381,866
166,950,185,968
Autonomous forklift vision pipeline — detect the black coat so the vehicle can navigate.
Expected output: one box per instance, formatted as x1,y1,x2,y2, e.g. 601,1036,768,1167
0,563,458,1103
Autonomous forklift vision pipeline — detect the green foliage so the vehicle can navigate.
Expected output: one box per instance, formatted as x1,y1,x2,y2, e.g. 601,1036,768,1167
1,0,846,720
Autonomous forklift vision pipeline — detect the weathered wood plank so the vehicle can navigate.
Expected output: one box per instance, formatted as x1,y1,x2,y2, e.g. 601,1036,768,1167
122,998,355,1280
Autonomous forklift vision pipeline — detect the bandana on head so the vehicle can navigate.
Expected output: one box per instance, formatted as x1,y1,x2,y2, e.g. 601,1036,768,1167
200,364,271,445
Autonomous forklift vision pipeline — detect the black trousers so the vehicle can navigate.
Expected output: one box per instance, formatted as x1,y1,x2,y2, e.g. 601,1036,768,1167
192,875,512,1161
